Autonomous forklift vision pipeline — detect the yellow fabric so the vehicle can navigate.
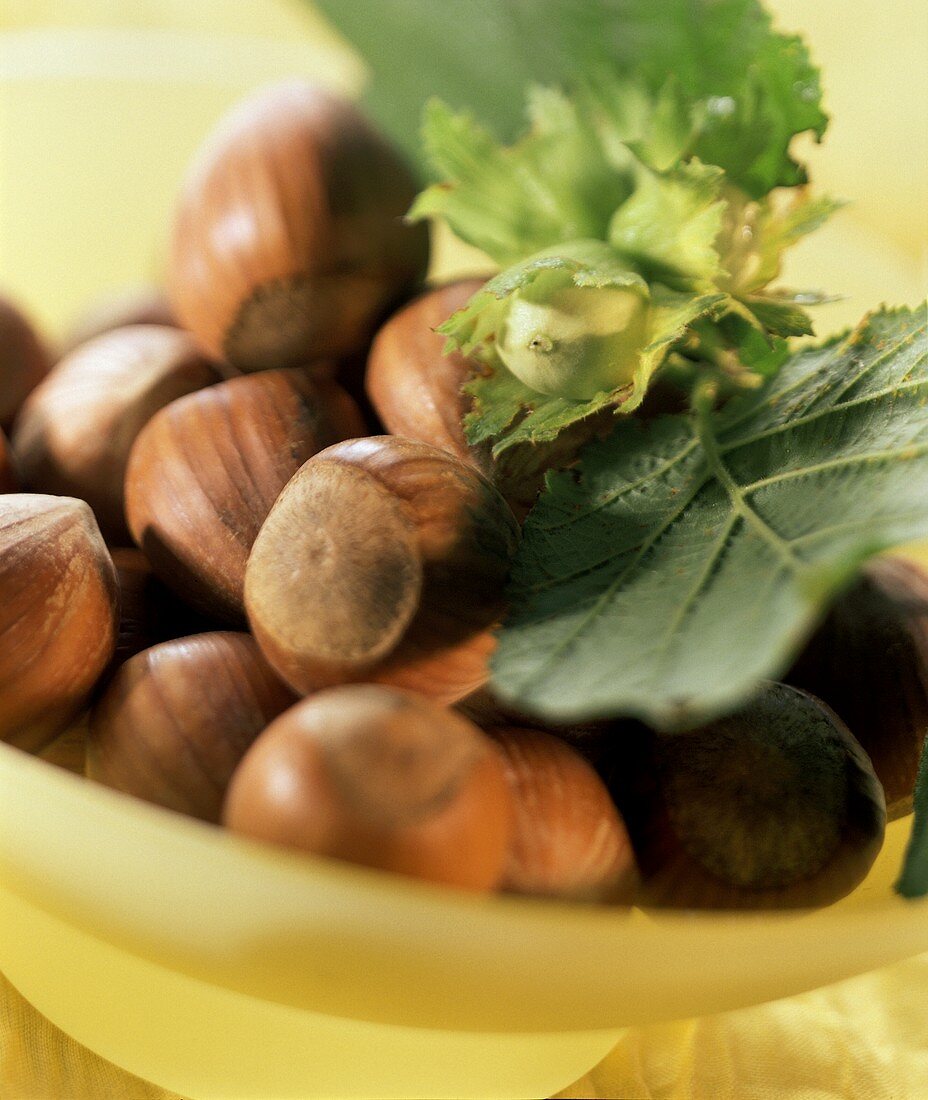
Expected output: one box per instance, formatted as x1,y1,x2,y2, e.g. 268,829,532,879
3,957,927,1099
560,954,928,1099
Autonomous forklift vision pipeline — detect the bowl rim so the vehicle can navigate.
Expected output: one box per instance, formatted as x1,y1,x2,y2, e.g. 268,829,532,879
2,740,927,1033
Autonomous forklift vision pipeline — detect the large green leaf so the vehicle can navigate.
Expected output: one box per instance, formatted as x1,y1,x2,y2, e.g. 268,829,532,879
492,305,928,728
313,0,827,196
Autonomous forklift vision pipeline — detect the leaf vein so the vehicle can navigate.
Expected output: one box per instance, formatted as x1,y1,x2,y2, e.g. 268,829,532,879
510,472,710,684
742,442,928,496
696,393,802,570
720,373,928,454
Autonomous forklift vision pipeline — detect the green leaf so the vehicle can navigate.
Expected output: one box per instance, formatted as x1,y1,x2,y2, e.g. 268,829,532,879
742,296,816,338
620,77,703,173
719,190,845,297
313,0,827,197
410,95,632,266
608,159,726,290
896,738,928,898
491,305,928,728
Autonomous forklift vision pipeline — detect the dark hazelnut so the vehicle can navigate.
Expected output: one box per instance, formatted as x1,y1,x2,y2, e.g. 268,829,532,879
0,295,51,429
608,683,886,909
788,555,928,819
0,430,17,494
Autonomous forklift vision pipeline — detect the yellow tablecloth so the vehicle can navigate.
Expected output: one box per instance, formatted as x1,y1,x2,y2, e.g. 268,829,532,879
4,954,927,1099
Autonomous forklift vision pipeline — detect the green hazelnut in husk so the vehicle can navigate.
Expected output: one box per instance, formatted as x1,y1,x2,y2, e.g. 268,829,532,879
496,269,649,400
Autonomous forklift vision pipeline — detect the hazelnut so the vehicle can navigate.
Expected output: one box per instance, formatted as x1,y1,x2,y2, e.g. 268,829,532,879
456,684,613,762
168,80,429,373
788,555,928,819
0,495,118,752
366,279,491,473
125,369,366,622
88,632,297,823
0,430,17,494
12,325,222,543
104,547,218,679
0,296,51,429
489,726,639,902
223,685,514,891
608,683,886,909
245,436,520,704
63,284,177,354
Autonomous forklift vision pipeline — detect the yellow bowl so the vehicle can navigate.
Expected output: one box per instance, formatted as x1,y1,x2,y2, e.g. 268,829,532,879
2,741,927,1099
1,3,927,1098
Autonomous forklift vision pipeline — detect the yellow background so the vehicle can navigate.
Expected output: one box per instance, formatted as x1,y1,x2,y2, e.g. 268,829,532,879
0,0,925,336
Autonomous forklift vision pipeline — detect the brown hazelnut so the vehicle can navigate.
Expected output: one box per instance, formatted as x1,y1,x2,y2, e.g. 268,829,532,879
168,80,429,373
245,436,520,704
366,279,491,473
0,495,118,752
608,683,886,909
456,684,613,762
489,726,639,902
788,555,928,820
0,430,17,494
12,325,222,542
88,632,297,822
125,369,366,622
0,296,51,429
63,284,177,353
104,547,218,680
223,685,514,890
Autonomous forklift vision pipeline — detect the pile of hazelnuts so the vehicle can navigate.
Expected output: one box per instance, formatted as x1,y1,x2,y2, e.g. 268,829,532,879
1,81,924,910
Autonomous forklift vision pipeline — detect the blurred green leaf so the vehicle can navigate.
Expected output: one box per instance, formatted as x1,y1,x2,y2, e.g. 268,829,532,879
409,94,632,266
312,0,827,195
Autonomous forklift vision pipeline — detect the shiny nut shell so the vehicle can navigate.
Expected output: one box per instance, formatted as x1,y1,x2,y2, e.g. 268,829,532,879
12,325,221,543
245,437,520,703
366,279,490,472
224,685,514,890
490,726,639,902
169,80,429,372
88,632,297,822
125,370,366,622
0,495,118,752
